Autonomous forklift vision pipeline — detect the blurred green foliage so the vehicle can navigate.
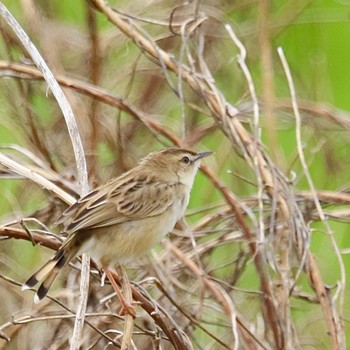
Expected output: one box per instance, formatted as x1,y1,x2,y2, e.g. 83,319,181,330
1,0,350,348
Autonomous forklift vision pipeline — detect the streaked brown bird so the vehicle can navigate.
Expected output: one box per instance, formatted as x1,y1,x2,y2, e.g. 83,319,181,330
22,148,212,316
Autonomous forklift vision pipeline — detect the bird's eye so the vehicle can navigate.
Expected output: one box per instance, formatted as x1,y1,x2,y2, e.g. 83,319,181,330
181,156,190,164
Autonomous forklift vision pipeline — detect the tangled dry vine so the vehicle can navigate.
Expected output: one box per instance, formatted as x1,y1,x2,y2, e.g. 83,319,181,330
0,1,348,349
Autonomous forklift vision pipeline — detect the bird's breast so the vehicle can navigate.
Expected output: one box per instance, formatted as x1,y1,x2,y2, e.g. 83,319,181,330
78,192,190,266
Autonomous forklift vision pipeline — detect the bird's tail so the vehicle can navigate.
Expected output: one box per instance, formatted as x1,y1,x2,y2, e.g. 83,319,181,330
22,246,75,303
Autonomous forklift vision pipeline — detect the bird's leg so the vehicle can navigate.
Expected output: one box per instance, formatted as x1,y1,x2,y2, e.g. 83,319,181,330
103,266,137,319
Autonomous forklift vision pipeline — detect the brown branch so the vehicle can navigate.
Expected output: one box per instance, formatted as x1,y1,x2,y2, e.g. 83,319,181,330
170,244,268,350
275,98,350,129
259,0,279,163
0,2,346,347
82,2,311,347
0,60,179,146
0,226,61,250
306,254,343,350
0,226,189,350
86,3,102,177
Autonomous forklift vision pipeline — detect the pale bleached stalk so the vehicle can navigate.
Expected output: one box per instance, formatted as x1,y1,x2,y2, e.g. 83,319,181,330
119,266,135,350
278,45,345,299
0,153,75,205
224,24,265,244
0,3,88,195
215,283,240,350
70,253,90,350
278,46,345,348
178,18,192,143
0,144,49,169
0,4,90,349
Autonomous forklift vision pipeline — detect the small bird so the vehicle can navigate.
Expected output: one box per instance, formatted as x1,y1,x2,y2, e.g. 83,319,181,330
22,148,212,314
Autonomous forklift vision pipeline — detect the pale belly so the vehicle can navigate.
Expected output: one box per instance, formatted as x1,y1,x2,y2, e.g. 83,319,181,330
77,201,185,266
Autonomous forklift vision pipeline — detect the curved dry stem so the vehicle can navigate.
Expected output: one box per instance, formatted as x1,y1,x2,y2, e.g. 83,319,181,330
0,1,347,349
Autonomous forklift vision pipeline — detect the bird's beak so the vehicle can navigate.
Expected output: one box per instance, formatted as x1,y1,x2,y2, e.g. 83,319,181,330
194,151,213,161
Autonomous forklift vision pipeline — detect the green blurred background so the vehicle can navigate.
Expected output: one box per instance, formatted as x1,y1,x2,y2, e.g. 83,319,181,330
1,0,350,349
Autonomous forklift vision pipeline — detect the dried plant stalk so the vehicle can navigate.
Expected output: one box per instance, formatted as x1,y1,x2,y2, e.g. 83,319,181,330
0,1,348,349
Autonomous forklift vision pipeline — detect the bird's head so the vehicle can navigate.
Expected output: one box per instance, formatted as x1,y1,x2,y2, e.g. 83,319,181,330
140,148,213,187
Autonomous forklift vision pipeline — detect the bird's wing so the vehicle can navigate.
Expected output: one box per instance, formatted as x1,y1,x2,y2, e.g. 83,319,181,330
57,176,179,233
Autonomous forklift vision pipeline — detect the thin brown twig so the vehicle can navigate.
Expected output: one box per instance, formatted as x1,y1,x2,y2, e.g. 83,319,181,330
0,226,190,350
0,272,121,347
84,3,299,346
0,2,348,348
86,3,102,178
259,0,279,163
170,244,263,350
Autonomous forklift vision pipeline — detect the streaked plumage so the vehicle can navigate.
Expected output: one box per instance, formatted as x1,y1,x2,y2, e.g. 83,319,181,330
22,148,212,303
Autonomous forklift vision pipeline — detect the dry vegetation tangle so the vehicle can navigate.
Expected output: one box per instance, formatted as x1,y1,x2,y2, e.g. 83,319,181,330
0,1,349,350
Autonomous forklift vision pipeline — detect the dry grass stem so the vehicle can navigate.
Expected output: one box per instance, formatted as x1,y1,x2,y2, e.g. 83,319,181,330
0,1,348,349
